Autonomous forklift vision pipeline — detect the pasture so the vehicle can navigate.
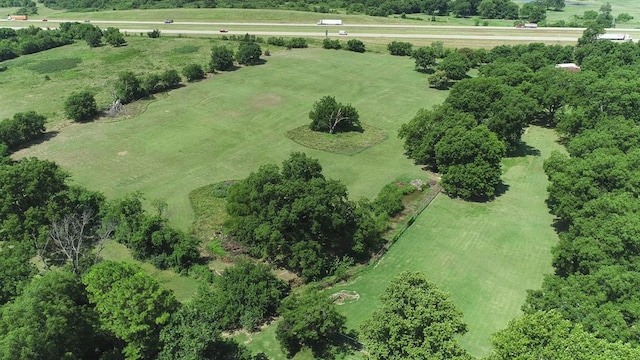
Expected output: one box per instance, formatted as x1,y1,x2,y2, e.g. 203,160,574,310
10,40,446,230
4,17,562,359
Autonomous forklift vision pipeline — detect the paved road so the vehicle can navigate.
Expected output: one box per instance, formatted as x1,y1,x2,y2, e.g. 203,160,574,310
4,18,639,43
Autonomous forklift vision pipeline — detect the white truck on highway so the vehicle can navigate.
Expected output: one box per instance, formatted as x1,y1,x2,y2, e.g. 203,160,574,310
317,19,342,25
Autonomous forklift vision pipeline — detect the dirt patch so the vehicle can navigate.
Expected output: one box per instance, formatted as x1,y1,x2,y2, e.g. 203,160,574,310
251,93,283,110
117,151,127,156
331,290,360,305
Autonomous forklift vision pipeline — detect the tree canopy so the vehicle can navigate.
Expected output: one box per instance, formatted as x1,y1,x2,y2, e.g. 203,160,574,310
309,95,361,134
360,271,471,360
83,261,179,360
225,152,383,281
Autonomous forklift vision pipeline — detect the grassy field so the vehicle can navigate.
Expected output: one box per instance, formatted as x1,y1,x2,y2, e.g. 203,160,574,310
4,16,564,358
11,42,446,230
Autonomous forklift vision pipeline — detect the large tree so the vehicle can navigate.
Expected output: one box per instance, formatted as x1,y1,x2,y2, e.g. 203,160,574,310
0,271,105,359
225,152,382,281
83,261,179,360
276,289,347,358
360,271,471,360
436,125,506,199
215,261,290,331
309,95,361,134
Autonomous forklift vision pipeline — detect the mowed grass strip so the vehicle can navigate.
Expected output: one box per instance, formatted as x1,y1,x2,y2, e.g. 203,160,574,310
13,45,446,230
329,126,564,358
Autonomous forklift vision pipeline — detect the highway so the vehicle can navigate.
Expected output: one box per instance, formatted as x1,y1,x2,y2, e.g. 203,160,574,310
3,18,640,43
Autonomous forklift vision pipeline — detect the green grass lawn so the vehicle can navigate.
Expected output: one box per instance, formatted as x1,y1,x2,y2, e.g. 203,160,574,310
12,44,446,230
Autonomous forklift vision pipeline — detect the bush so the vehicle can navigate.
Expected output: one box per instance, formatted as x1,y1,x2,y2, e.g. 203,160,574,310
147,29,161,38
236,42,262,65
210,45,234,71
287,37,308,48
346,39,365,53
182,63,205,82
322,38,341,50
387,41,413,56
64,91,98,122
372,183,408,217
267,37,286,46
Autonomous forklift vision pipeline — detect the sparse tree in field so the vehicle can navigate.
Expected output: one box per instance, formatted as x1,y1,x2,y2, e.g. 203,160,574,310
346,39,365,53
412,46,437,71
309,95,361,134
236,42,262,65
64,91,98,122
210,45,234,71
182,63,205,82
360,271,471,360
103,27,126,47
114,71,144,104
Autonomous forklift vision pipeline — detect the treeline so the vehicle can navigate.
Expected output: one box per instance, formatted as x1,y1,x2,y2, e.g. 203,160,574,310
0,23,127,63
398,41,575,199
521,34,640,347
34,0,553,20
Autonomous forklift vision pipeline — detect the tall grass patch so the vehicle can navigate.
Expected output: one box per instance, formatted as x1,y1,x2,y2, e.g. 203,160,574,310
29,57,82,73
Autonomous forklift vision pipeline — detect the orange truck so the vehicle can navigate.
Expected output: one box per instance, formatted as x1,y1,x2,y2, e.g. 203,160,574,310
7,15,28,20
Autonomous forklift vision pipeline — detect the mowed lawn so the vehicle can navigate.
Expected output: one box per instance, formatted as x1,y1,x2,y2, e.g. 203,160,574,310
330,126,564,358
12,44,446,229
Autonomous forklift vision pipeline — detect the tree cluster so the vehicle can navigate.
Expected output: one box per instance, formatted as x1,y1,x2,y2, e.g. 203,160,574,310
514,29,640,348
114,69,182,104
0,111,46,150
225,152,384,282
0,26,73,61
104,193,200,272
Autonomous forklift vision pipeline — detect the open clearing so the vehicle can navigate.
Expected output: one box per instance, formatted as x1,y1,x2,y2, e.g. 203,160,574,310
11,42,446,229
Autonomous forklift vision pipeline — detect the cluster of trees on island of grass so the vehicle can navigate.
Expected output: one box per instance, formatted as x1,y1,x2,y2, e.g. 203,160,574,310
3,18,640,359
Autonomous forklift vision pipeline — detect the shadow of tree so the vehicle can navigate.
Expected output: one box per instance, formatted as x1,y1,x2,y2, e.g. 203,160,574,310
508,141,541,158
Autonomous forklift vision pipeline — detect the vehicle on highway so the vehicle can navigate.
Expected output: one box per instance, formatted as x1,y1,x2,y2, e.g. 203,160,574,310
42,19,47,22
164,19,173,24
84,19,90,23
220,29,229,33
339,30,348,35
